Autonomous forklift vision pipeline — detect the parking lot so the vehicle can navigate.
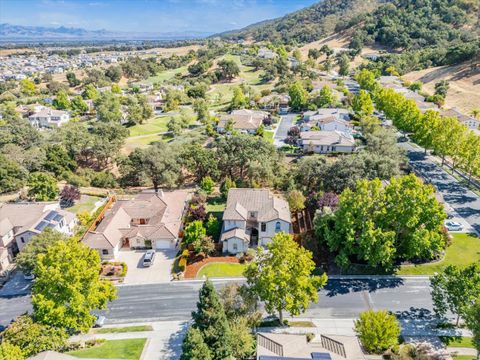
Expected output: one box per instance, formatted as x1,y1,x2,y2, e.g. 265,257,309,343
117,249,177,285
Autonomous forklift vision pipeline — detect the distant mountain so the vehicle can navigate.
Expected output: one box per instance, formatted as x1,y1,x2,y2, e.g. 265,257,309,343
0,23,210,41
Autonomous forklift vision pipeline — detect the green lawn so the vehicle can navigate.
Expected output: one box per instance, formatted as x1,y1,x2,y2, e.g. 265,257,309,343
197,263,246,279
453,356,476,360
128,116,170,137
264,130,274,143
68,195,105,215
68,338,146,359
92,325,153,334
441,336,475,348
206,196,226,213
146,66,188,84
397,233,480,275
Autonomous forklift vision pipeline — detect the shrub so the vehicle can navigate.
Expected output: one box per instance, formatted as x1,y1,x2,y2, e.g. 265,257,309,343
90,171,117,188
182,249,190,258
64,171,90,187
178,257,187,271
200,176,215,194
354,310,400,354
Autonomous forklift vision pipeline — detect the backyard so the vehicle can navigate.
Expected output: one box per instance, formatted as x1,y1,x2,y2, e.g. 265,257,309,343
68,195,105,215
68,338,146,359
127,115,170,137
397,233,480,275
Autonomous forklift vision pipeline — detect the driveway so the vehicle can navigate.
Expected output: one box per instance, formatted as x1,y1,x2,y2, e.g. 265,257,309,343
274,113,297,147
0,271,31,297
117,249,177,285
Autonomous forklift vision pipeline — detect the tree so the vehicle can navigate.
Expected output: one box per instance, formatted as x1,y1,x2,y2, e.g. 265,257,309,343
105,65,123,83
192,235,215,256
193,98,209,123
317,192,339,210
191,280,234,359
82,84,99,100
355,69,378,92
52,89,70,110
167,116,184,136
1,315,68,357
66,72,80,87
244,232,327,322
200,176,215,194
337,53,350,76
20,79,36,96
60,184,81,206
220,177,236,198
181,327,212,360
43,144,76,176
352,90,374,117
16,228,67,275
32,238,117,332
288,81,308,110
465,298,480,359
95,91,122,123
230,86,247,110
287,190,305,213
354,310,400,354
183,221,206,246
206,214,220,238
229,316,256,359
0,342,24,360
27,172,58,201
71,95,88,114
314,85,336,108
181,143,219,181
434,80,450,98
217,59,240,80
430,262,480,325
0,154,26,193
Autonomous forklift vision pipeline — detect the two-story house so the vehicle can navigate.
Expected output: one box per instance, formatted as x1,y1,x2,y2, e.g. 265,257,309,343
28,108,70,128
0,203,77,271
221,189,292,254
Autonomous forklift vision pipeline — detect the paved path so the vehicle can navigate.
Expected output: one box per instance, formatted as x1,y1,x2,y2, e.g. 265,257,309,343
400,142,480,234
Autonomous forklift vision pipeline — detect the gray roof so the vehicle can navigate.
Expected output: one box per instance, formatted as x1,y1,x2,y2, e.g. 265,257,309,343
223,188,291,223
300,131,355,147
220,227,249,242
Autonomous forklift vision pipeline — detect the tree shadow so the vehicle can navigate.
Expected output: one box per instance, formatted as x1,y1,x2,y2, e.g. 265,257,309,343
324,278,404,297
160,321,190,360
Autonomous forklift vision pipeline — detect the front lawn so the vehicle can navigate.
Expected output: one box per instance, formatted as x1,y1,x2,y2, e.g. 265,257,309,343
440,336,475,348
93,325,153,334
68,338,146,359
397,233,480,275
264,131,274,144
197,262,246,279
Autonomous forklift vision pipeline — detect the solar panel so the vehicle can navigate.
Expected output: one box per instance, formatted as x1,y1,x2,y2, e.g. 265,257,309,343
34,221,49,231
43,210,58,221
311,353,332,360
53,214,64,222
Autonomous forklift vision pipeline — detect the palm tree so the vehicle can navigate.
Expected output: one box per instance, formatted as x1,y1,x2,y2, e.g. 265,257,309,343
471,108,480,119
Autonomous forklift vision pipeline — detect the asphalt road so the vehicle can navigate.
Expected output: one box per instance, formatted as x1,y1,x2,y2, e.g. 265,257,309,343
274,113,296,147
401,142,480,234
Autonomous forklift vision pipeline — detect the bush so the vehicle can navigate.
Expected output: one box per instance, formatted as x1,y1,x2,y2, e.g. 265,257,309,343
182,249,190,258
90,171,117,188
200,176,215,194
354,310,400,354
178,257,187,271
64,171,90,187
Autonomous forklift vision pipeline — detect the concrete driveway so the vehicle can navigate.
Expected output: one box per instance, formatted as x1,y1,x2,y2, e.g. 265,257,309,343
274,113,297,147
117,249,177,285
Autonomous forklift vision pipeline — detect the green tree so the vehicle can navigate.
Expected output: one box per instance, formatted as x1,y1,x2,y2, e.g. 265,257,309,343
181,327,212,360
82,84,99,100
27,172,58,201
337,53,350,76
220,177,236,198
191,280,234,359
288,81,308,110
230,86,247,110
71,95,88,114
352,90,374,117
217,59,240,80
105,65,123,83
1,315,68,357
16,228,67,275
183,220,206,246
181,143,219,182
200,176,215,194
354,310,400,354
434,80,450,98
20,79,36,96
0,154,26,193
314,85,336,108
206,214,221,238
66,72,80,87
111,83,121,94
32,239,117,332
95,91,122,123
229,316,256,359
431,262,480,325
0,342,24,360
43,144,76,176
244,232,327,322
52,89,70,110
465,298,480,359
355,69,378,92
193,98,209,124
287,189,305,213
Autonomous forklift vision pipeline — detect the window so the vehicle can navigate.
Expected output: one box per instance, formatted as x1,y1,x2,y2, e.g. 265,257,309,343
20,237,25,243
233,243,238,250
261,223,266,232
102,249,109,255
140,219,146,225
250,212,256,218
275,222,281,232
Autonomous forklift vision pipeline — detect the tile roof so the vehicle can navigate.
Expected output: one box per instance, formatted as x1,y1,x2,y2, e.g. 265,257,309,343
300,131,355,147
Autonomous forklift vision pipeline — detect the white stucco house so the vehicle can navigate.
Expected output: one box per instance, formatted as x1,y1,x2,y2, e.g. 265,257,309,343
299,130,355,154
221,188,292,254
29,108,70,128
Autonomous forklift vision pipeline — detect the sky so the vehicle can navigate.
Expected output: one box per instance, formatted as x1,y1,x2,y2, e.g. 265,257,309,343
0,0,318,34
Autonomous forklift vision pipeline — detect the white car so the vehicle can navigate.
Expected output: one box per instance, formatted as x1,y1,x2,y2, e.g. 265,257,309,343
445,221,463,232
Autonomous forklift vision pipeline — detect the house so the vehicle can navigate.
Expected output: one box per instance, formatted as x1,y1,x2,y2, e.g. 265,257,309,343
257,93,290,114
256,332,365,360
299,131,355,154
29,108,70,128
316,116,353,134
441,108,480,130
221,188,291,254
217,109,270,134
301,108,351,132
0,203,77,271
258,47,277,59
83,190,189,260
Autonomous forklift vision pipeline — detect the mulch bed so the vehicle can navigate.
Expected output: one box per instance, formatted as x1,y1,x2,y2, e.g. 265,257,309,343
184,256,240,279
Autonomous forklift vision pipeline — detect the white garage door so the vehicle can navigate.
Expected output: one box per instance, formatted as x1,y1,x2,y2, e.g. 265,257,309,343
155,240,171,249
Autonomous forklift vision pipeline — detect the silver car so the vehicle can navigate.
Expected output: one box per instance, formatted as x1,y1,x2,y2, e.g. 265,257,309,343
445,221,462,232
143,250,156,267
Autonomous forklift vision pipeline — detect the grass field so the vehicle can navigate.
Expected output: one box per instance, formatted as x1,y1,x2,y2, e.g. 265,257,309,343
92,325,153,334
453,356,476,360
68,338,146,359
197,263,246,278
397,233,480,275
128,116,170,137
440,336,475,348
264,130,274,143
68,195,104,215
146,66,188,84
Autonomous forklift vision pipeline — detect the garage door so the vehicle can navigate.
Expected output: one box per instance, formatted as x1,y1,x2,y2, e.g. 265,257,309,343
155,240,171,249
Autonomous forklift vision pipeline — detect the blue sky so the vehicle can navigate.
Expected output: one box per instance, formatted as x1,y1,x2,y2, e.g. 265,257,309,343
0,0,318,34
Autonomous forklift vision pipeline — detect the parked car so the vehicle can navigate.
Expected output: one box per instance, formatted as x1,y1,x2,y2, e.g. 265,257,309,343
93,315,106,328
445,221,463,231
143,250,156,267
23,273,34,281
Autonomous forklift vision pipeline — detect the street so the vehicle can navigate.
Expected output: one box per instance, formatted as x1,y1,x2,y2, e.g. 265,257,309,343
401,142,480,234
